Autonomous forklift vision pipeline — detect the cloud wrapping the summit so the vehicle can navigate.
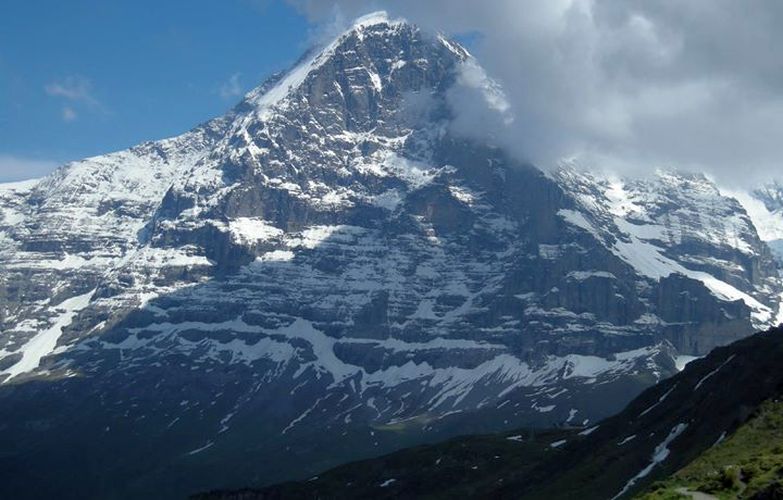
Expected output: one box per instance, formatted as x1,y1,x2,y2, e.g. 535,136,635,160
290,0,783,185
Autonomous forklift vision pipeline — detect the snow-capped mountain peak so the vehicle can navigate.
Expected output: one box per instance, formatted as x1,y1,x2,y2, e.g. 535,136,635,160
1,14,782,497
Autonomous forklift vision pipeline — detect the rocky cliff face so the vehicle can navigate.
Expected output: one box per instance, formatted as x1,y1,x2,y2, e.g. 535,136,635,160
555,167,782,355
0,12,781,499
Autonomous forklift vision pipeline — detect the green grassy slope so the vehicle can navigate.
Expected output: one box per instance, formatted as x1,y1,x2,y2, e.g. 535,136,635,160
639,400,783,499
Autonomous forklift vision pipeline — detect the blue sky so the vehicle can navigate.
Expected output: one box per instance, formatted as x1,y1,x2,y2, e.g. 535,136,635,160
0,0,313,181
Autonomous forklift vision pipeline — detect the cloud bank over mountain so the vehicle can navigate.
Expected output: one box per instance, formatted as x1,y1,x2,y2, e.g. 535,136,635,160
291,0,783,185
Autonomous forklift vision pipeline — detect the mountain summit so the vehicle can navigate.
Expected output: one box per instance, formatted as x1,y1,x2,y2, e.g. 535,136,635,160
1,12,781,498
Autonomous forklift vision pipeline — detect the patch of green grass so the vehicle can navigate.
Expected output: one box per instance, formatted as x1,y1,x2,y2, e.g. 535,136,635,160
636,400,783,499
638,484,689,500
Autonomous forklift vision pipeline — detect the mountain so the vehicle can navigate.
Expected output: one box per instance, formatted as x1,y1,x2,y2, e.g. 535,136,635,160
1,11,782,499
195,325,783,499
729,181,783,263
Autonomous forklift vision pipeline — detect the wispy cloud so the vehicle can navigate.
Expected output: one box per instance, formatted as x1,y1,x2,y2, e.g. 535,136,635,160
219,73,243,99
44,75,104,122
0,154,60,182
45,75,99,106
61,106,77,122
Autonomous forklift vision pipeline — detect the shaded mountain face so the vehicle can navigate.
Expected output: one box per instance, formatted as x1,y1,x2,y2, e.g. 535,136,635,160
200,326,783,500
0,11,782,499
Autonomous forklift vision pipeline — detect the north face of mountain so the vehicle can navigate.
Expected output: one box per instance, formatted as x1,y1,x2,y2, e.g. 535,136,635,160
0,11,782,499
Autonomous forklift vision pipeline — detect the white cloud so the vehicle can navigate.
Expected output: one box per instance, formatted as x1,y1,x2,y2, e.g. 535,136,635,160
291,1,783,186
0,155,59,182
45,75,104,121
45,76,99,106
219,73,243,99
62,106,77,122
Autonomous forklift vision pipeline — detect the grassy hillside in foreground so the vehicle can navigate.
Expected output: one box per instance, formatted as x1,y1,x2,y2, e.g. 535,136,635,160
193,428,578,499
639,400,783,500
194,327,783,499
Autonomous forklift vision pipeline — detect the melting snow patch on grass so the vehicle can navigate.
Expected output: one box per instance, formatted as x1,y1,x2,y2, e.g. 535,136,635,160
579,425,599,436
613,423,688,499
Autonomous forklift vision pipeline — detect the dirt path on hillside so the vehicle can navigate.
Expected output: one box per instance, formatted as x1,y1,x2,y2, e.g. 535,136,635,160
675,487,719,500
